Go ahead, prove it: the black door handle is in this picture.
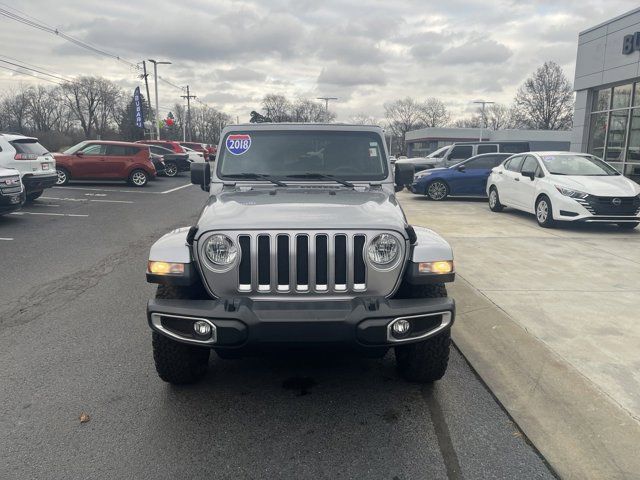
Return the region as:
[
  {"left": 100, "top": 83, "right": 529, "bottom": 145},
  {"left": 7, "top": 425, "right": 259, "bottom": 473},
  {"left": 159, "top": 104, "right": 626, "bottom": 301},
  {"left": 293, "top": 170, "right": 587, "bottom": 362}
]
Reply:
[{"left": 514, "top": 177, "right": 520, "bottom": 181}]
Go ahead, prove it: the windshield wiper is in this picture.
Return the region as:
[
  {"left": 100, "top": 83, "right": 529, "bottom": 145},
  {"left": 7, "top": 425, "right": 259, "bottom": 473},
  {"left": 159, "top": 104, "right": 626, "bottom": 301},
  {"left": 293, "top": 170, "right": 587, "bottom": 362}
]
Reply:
[
  {"left": 224, "top": 173, "right": 288, "bottom": 187},
  {"left": 286, "top": 173, "right": 355, "bottom": 188}
]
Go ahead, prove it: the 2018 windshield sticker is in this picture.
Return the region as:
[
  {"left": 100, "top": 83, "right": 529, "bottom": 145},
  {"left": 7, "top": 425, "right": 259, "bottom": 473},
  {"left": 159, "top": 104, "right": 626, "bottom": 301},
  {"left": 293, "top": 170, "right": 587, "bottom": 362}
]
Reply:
[{"left": 226, "top": 134, "right": 251, "bottom": 155}]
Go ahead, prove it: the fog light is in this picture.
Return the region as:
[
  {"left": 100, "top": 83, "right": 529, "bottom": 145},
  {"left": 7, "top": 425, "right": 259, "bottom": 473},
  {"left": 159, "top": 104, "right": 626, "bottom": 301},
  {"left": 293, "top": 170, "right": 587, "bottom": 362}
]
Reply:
[
  {"left": 193, "top": 320, "right": 212, "bottom": 337},
  {"left": 392, "top": 319, "right": 411, "bottom": 337}
]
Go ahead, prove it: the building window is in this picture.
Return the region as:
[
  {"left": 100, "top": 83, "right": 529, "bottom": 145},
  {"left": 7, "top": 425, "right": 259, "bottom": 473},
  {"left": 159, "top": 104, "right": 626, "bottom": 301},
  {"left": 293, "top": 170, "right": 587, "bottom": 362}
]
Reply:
[{"left": 587, "top": 81, "right": 640, "bottom": 176}]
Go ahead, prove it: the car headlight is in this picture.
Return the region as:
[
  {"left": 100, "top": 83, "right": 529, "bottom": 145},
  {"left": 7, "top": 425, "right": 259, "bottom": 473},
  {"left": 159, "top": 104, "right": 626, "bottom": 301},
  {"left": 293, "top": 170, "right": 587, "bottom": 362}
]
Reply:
[
  {"left": 555, "top": 185, "right": 588, "bottom": 199},
  {"left": 204, "top": 234, "right": 238, "bottom": 266},
  {"left": 414, "top": 171, "right": 432, "bottom": 180},
  {"left": 367, "top": 233, "right": 400, "bottom": 266}
]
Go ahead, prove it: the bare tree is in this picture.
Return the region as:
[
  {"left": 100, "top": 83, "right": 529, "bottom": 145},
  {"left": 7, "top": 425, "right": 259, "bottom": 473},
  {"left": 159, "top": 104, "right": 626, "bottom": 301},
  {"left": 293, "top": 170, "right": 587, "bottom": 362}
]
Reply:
[
  {"left": 420, "top": 98, "right": 450, "bottom": 127},
  {"left": 291, "top": 98, "right": 329, "bottom": 122},
  {"left": 261, "top": 94, "right": 292, "bottom": 122},
  {"left": 2, "top": 86, "right": 29, "bottom": 132},
  {"left": 349, "top": 113, "right": 378, "bottom": 125},
  {"left": 481, "top": 103, "right": 517, "bottom": 130},
  {"left": 513, "top": 61, "right": 574, "bottom": 130},
  {"left": 61, "top": 76, "right": 121, "bottom": 138},
  {"left": 384, "top": 97, "right": 426, "bottom": 154},
  {"left": 453, "top": 116, "right": 483, "bottom": 128}
]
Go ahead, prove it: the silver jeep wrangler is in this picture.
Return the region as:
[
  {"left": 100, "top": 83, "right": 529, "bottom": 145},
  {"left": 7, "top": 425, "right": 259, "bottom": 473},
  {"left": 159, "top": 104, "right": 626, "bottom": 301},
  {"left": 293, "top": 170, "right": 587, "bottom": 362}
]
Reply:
[{"left": 145, "top": 124, "right": 455, "bottom": 384}]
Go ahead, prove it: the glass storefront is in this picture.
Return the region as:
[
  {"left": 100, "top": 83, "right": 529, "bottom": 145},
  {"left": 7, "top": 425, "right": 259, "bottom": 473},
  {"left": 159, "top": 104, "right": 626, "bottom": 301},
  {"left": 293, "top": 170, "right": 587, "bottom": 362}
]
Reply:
[{"left": 587, "top": 80, "right": 640, "bottom": 181}]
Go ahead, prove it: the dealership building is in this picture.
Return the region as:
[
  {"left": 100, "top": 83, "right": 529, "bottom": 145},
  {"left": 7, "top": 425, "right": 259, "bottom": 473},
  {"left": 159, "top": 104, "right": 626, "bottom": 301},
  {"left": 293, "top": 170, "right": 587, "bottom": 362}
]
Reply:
[{"left": 572, "top": 7, "right": 640, "bottom": 180}]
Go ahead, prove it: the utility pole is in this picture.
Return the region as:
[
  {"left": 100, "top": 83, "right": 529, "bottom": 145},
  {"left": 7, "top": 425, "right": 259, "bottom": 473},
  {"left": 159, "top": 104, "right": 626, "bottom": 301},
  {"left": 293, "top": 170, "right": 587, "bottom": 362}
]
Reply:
[
  {"left": 141, "top": 61, "right": 152, "bottom": 139},
  {"left": 317, "top": 97, "right": 338, "bottom": 122},
  {"left": 148, "top": 59, "right": 172, "bottom": 140},
  {"left": 473, "top": 100, "right": 494, "bottom": 142},
  {"left": 181, "top": 85, "right": 196, "bottom": 142}
]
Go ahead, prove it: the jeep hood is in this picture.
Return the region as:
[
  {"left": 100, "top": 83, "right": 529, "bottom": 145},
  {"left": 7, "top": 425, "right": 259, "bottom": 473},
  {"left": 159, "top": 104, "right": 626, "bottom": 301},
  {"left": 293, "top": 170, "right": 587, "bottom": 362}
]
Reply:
[{"left": 196, "top": 188, "right": 408, "bottom": 233}]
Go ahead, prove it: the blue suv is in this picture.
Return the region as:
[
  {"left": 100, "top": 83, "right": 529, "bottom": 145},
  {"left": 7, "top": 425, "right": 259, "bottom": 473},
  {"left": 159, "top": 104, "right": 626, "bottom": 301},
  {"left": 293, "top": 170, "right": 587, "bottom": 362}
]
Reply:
[{"left": 411, "top": 153, "right": 512, "bottom": 200}]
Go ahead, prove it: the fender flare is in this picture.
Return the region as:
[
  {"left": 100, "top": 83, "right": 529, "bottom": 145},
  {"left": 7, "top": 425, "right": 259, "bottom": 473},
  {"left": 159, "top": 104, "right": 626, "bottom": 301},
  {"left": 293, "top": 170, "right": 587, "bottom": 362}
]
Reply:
[
  {"left": 149, "top": 227, "right": 192, "bottom": 263},
  {"left": 410, "top": 226, "right": 453, "bottom": 263}
]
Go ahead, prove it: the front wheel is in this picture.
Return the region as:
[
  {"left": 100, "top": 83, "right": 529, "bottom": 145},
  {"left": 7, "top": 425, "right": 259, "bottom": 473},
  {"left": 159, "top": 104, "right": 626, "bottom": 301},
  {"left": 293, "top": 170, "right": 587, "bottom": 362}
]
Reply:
[
  {"left": 394, "top": 283, "right": 451, "bottom": 383},
  {"left": 128, "top": 169, "right": 148, "bottom": 187},
  {"left": 535, "top": 195, "right": 555, "bottom": 228},
  {"left": 164, "top": 161, "right": 178, "bottom": 177},
  {"left": 617, "top": 222, "right": 639, "bottom": 230},
  {"left": 26, "top": 190, "right": 43, "bottom": 202},
  {"left": 488, "top": 187, "right": 504, "bottom": 212},
  {"left": 55, "top": 167, "right": 70, "bottom": 185},
  {"left": 426, "top": 180, "right": 448, "bottom": 201}
]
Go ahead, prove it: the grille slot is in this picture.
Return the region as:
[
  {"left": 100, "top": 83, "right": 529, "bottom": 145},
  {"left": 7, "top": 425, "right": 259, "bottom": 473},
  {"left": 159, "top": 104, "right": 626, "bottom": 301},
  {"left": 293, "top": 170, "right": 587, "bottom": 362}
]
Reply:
[
  {"left": 257, "top": 235, "right": 270, "bottom": 290},
  {"left": 354, "top": 235, "right": 366, "bottom": 290},
  {"left": 238, "top": 235, "right": 251, "bottom": 291},
  {"left": 277, "top": 235, "right": 289, "bottom": 290},
  {"left": 315, "top": 235, "right": 328, "bottom": 290},
  {"left": 334, "top": 235, "right": 347, "bottom": 291}
]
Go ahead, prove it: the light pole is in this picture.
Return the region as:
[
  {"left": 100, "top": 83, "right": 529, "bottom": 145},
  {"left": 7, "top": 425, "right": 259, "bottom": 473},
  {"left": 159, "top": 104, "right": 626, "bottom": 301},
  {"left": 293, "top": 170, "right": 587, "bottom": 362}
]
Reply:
[
  {"left": 148, "top": 59, "right": 172, "bottom": 140},
  {"left": 317, "top": 97, "right": 338, "bottom": 122},
  {"left": 472, "top": 100, "right": 494, "bottom": 142}
]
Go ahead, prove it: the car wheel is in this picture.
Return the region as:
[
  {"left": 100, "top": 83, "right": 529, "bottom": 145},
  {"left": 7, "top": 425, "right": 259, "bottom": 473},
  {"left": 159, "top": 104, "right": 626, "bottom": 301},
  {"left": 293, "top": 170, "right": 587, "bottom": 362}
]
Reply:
[
  {"left": 55, "top": 167, "right": 70, "bottom": 186},
  {"left": 488, "top": 187, "right": 504, "bottom": 212},
  {"left": 152, "top": 285, "right": 211, "bottom": 384},
  {"left": 426, "top": 180, "right": 448, "bottom": 201},
  {"left": 617, "top": 222, "right": 639, "bottom": 230},
  {"left": 164, "top": 161, "right": 178, "bottom": 177},
  {"left": 128, "top": 169, "right": 148, "bottom": 187},
  {"left": 394, "top": 283, "right": 451, "bottom": 383},
  {"left": 535, "top": 195, "right": 555, "bottom": 228},
  {"left": 25, "top": 190, "right": 43, "bottom": 202}
]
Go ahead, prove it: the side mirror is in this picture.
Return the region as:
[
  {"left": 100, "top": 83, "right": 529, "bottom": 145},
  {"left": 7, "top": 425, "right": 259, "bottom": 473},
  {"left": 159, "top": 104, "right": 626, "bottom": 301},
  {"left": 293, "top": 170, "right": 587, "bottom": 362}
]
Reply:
[
  {"left": 191, "top": 162, "right": 211, "bottom": 192},
  {"left": 76, "top": 151, "right": 84, "bottom": 157},
  {"left": 394, "top": 163, "right": 414, "bottom": 191},
  {"left": 456, "top": 164, "right": 466, "bottom": 172},
  {"left": 521, "top": 171, "right": 535, "bottom": 181}
]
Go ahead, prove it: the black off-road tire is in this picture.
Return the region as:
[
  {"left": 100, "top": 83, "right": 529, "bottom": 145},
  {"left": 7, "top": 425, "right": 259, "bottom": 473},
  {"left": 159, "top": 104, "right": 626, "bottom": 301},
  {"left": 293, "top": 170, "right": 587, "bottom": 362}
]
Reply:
[
  {"left": 152, "top": 285, "right": 211, "bottom": 385},
  {"left": 617, "top": 222, "right": 639, "bottom": 230},
  {"left": 26, "top": 190, "right": 43, "bottom": 202},
  {"left": 393, "top": 282, "right": 451, "bottom": 383},
  {"left": 488, "top": 186, "right": 504, "bottom": 212}
]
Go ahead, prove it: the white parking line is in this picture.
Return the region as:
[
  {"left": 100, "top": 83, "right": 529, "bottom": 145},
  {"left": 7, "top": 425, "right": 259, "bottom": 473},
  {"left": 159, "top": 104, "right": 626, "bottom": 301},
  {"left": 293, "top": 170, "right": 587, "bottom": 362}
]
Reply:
[
  {"left": 41, "top": 196, "right": 134, "bottom": 204},
  {"left": 11, "top": 212, "right": 88, "bottom": 217},
  {"left": 54, "top": 186, "right": 148, "bottom": 194},
  {"left": 160, "top": 184, "right": 192, "bottom": 194},
  {"left": 0, "top": 237, "right": 13, "bottom": 241}
]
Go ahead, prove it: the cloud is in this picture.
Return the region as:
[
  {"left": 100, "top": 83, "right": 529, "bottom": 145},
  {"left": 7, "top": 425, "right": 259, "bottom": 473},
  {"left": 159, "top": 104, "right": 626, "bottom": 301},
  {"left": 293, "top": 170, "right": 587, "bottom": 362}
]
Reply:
[
  {"left": 215, "top": 67, "right": 266, "bottom": 82},
  {"left": 440, "top": 38, "right": 513, "bottom": 65},
  {"left": 317, "top": 65, "right": 387, "bottom": 87}
]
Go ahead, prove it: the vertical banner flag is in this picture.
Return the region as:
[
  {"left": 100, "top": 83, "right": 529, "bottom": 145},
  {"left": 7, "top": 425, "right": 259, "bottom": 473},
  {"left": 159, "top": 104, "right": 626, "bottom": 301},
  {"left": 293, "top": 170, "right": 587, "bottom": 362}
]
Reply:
[{"left": 134, "top": 86, "right": 144, "bottom": 128}]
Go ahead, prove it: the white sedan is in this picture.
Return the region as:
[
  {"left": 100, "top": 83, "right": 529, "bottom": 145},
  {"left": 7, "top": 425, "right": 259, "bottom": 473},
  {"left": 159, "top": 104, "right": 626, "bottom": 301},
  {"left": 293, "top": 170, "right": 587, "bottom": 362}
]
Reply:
[
  {"left": 182, "top": 147, "right": 205, "bottom": 163},
  {"left": 486, "top": 152, "right": 640, "bottom": 229}
]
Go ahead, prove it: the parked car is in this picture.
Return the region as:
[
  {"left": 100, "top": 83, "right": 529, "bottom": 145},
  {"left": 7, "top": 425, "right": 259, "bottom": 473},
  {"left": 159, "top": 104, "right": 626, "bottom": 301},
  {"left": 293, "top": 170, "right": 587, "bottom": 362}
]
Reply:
[
  {"left": 412, "top": 153, "right": 512, "bottom": 200},
  {"left": 148, "top": 145, "right": 191, "bottom": 177},
  {"left": 395, "top": 146, "right": 450, "bottom": 173},
  {"left": 205, "top": 144, "right": 217, "bottom": 160},
  {"left": 53, "top": 140, "right": 156, "bottom": 187},
  {"left": 136, "top": 140, "right": 186, "bottom": 154},
  {"left": 419, "top": 142, "right": 533, "bottom": 170},
  {"left": 487, "top": 152, "right": 640, "bottom": 229},
  {"left": 0, "top": 133, "right": 57, "bottom": 201},
  {"left": 182, "top": 146, "right": 206, "bottom": 163},
  {"left": 145, "top": 123, "right": 456, "bottom": 385},
  {"left": 0, "top": 166, "right": 25, "bottom": 215},
  {"left": 180, "top": 142, "right": 210, "bottom": 160}
]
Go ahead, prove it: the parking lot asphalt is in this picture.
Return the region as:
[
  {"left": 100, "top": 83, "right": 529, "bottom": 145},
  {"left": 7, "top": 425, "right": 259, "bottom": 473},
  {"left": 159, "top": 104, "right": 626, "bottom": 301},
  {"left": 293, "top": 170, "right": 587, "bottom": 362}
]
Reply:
[{"left": 0, "top": 177, "right": 555, "bottom": 479}]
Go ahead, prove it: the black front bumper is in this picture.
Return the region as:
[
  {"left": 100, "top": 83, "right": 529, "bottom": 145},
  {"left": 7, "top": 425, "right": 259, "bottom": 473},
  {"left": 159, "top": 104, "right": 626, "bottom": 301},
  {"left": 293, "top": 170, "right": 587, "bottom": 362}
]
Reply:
[
  {"left": 0, "top": 190, "right": 25, "bottom": 214},
  {"left": 22, "top": 173, "right": 57, "bottom": 193},
  {"left": 147, "top": 296, "right": 455, "bottom": 351}
]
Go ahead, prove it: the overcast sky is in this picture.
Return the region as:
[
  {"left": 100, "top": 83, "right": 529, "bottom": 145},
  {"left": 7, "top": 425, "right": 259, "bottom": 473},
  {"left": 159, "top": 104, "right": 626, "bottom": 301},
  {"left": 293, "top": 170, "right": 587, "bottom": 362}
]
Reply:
[{"left": 0, "top": 0, "right": 638, "bottom": 122}]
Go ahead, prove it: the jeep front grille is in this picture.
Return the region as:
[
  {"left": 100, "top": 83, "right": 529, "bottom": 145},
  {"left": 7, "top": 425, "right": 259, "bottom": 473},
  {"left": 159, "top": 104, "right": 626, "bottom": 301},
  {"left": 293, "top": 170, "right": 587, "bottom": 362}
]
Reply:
[
  {"left": 237, "top": 232, "right": 367, "bottom": 293},
  {"left": 196, "top": 230, "right": 406, "bottom": 298}
]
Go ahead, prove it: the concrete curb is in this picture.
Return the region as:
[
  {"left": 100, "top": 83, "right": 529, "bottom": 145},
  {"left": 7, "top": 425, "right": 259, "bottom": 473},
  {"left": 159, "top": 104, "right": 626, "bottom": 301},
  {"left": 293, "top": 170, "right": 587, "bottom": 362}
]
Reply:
[{"left": 450, "top": 277, "right": 640, "bottom": 480}]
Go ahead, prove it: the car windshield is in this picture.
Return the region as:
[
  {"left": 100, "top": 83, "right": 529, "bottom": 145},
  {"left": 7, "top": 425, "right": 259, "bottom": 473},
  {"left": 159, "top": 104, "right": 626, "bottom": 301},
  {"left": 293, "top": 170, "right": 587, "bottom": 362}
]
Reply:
[
  {"left": 541, "top": 154, "right": 619, "bottom": 176},
  {"left": 217, "top": 130, "right": 388, "bottom": 181},
  {"left": 63, "top": 142, "right": 88, "bottom": 154},
  {"left": 427, "top": 146, "right": 449, "bottom": 158}
]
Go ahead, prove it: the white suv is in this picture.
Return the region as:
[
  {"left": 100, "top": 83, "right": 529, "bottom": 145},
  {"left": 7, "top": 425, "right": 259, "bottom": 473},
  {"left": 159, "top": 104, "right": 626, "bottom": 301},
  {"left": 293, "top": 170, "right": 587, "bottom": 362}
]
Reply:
[
  {"left": 487, "top": 152, "right": 640, "bottom": 229},
  {"left": 0, "top": 133, "right": 57, "bottom": 201}
]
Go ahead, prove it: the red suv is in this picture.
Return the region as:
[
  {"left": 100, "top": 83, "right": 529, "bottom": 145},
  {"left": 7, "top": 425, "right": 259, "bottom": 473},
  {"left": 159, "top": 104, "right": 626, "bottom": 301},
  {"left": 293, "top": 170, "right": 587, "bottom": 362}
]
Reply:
[
  {"left": 53, "top": 141, "right": 156, "bottom": 187},
  {"left": 136, "top": 140, "right": 186, "bottom": 154}
]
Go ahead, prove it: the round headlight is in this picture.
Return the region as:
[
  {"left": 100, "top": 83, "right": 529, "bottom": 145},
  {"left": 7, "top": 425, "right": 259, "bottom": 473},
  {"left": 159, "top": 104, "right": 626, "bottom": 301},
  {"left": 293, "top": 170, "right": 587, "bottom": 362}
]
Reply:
[
  {"left": 367, "top": 233, "right": 400, "bottom": 266},
  {"left": 204, "top": 234, "right": 238, "bottom": 266}
]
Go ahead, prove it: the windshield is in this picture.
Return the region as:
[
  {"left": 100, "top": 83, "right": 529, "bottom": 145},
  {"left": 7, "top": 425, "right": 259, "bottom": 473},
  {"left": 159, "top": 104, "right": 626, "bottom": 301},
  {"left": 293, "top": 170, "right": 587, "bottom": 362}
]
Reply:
[
  {"left": 63, "top": 141, "right": 88, "bottom": 154},
  {"left": 427, "top": 146, "right": 449, "bottom": 158},
  {"left": 541, "top": 154, "right": 619, "bottom": 176},
  {"left": 217, "top": 130, "right": 388, "bottom": 181},
  {"left": 11, "top": 139, "right": 49, "bottom": 155}
]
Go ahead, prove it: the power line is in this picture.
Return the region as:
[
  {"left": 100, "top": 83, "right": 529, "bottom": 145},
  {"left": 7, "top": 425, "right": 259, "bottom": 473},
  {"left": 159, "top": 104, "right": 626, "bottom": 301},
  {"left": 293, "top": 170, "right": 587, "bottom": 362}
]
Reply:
[
  {"left": 0, "top": 64, "right": 63, "bottom": 85},
  {"left": 0, "top": 58, "right": 70, "bottom": 83}
]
